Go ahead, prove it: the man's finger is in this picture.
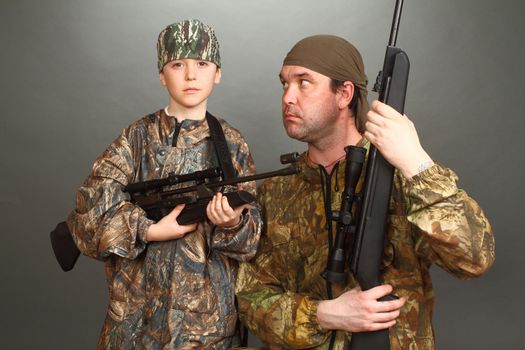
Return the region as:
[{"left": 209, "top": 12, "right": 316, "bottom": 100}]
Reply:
[
  {"left": 371, "top": 309, "right": 401, "bottom": 323},
  {"left": 366, "top": 109, "right": 385, "bottom": 126},
  {"left": 363, "top": 284, "right": 393, "bottom": 300},
  {"left": 371, "top": 100, "right": 401, "bottom": 120},
  {"left": 364, "top": 120, "right": 383, "bottom": 136},
  {"left": 364, "top": 319, "right": 397, "bottom": 332},
  {"left": 374, "top": 297, "right": 406, "bottom": 313}
]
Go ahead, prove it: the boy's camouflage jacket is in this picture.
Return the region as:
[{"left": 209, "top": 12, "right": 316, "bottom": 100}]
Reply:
[{"left": 68, "top": 109, "right": 262, "bottom": 349}]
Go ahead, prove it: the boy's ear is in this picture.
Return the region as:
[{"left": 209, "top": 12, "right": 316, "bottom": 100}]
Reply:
[
  {"left": 159, "top": 72, "right": 167, "bottom": 86},
  {"left": 214, "top": 68, "right": 222, "bottom": 84}
]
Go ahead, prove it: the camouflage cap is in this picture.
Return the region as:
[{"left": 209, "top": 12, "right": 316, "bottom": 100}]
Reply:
[{"left": 157, "top": 19, "right": 221, "bottom": 72}]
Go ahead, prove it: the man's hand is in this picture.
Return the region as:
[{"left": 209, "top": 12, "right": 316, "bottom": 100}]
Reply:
[
  {"left": 206, "top": 192, "right": 245, "bottom": 228},
  {"left": 317, "top": 284, "right": 405, "bottom": 332},
  {"left": 364, "top": 100, "right": 433, "bottom": 178},
  {"left": 146, "top": 204, "right": 198, "bottom": 241}
]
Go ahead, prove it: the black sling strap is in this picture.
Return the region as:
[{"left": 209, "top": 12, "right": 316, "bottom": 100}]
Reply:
[
  {"left": 205, "top": 112, "right": 247, "bottom": 346},
  {"left": 205, "top": 111, "right": 237, "bottom": 180},
  {"left": 157, "top": 110, "right": 237, "bottom": 180}
]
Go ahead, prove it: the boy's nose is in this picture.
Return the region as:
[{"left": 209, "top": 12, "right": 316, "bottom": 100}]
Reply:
[{"left": 185, "top": 64, "right": 197, "bottom": 80}]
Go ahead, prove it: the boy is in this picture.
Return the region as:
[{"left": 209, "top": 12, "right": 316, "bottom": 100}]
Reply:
[{"left": 67, "top": 19, "right": 261, "bottom": 349}]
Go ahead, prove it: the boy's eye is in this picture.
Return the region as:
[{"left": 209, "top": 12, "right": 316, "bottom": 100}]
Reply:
[
  {"left": 171, "top": 62, "right": 183, "bottom": 68},
  {"left": 198, "top": 61, "right": 209, "bottom": 67}
]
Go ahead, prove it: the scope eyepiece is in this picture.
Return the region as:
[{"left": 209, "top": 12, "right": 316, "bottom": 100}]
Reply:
[{"left": 280, "top": 152, "right": 300, "bottom": 164}]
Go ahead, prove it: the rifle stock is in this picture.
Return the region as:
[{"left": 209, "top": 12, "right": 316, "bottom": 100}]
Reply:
[
  {"left": 50, "top": 221, "right": 80, "bottom": 272},
  {"left": 142, "top": 190, "right": 256, "bottom": 224}
]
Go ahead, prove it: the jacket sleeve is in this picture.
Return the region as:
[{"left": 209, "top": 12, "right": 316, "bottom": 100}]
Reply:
[
  {"left": 209, "top": 126, "right": 262, "bottom": 262},
  {"left": 400, "top": 163, "right": 495, "bottom": 279},
  {"left": 236, "top": 183, "right": 329, "bottom": 349},
  {"left": 67, "top": 128, "right": 153, "bottom": 261}
]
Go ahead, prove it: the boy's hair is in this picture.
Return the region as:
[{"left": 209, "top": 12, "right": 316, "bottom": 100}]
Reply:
[{"left": 157, "top": 19, "right": 221, "bottom": 72}]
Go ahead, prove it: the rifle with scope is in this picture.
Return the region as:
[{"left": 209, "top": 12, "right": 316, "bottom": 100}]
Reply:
[
  {"left": 50, "top": 152, "right": 300, "bottom": 272},
  {"left": 323, "top": 1, "right": 410, "bottom": 349}
]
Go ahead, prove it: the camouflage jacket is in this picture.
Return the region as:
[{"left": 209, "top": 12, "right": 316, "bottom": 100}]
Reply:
[
  {"left": 68, "top": 109, "right": 262, "bottom": 349},
  {"left": 236, "top": 141, "right": 494, "bottom": 350}
]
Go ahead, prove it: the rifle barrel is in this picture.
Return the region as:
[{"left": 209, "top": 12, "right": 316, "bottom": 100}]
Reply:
[
  {"left": 388, "top": 0, "right": 404, "bottom": 46},
  {"left": 158, "top": 165, "right": 300, "bottom": 198}
]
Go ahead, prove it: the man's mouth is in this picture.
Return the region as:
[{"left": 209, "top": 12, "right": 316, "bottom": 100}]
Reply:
[{"left": 283, "top": 109, "right": 300, "bottom": 121}]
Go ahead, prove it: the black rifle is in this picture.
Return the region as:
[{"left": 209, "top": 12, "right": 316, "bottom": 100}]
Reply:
[
  {"left": 50, "top": 152, "right": 300, "bottom": 272},
  {"left": 323, "top": 1, "right": 410, "bottom": 349}
]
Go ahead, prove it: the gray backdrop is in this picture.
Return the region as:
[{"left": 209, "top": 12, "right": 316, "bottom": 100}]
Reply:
[{"left": 1, "top": 0, "right": 523, "bottom": 348}]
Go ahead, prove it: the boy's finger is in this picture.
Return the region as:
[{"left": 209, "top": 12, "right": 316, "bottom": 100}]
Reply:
[
  {"left": 170, "top": 204, "right": 186, "bottom": 218},
  {"left": 221, "top": 195, "right": 234, "bottom": 212}
]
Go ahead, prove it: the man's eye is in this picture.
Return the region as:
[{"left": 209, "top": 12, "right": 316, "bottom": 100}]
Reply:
[
  {"left": 300, "top": 79, "right": 310, "bottom": 87},
  {"left": 281, "top": 82, "right": 288, "bottom": 90}
]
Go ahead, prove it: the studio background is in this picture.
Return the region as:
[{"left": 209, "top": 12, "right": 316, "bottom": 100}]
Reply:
[{"left": 1, "top": 0, "right": 523, "bottom": 348}]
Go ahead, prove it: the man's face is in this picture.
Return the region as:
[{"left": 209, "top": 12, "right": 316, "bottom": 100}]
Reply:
[
  {"left": 279, "top": 65, "right": 340, "bottom": 144},
  {"left": 160, "top": 58, "right": 221, "bottom": 110}
]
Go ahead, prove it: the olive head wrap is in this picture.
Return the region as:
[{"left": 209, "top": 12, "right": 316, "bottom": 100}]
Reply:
[{"left": 283, "top": 35, "right": 368, "bottom": 133}]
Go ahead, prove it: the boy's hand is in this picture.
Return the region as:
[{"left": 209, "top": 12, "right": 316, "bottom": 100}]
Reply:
[
  {"left": 146, "top": 204, "right": 198, "bottom": 241},
  {"left": 206, "top": 192, "right": 245, "bottom": 228}
]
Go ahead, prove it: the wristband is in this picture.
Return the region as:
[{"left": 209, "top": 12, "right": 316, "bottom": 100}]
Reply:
[{"left": 417, "top": 160, "right": 434, "bottom": 174}]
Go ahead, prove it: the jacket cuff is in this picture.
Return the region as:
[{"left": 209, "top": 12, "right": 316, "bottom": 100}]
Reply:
[
  {"left": 214, "top": 210, "right": 249, "bottom": 233},
  {"left": 137, "top": 215, "right": 154, "bottom": 244},
  {"left": 405, "top": 163, "right": 459, "bottom": 212},
  {"left": 296, "top": 297, "right": 327, "bottom": 336}
]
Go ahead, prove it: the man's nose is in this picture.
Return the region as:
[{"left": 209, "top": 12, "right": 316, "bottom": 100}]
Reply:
[{"left": 282, "top": 86, "right": 297, "bottom": 105}]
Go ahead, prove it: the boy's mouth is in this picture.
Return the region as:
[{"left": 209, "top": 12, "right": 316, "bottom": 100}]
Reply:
[{"left": 183, "top": 88, "right": 200, "bottom": 94}]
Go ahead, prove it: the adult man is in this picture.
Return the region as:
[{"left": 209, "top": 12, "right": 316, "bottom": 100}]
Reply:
[{"left": 235, "top": 35, "right": 495, "bottom": 349}]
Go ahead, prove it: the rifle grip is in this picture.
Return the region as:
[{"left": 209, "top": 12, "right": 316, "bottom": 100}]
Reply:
[
  {"left": 176, "top": 190, "right": 255, "bottom": 225},
  {"left": 348, "top": 293, "right": 397, "bottom": 349}
]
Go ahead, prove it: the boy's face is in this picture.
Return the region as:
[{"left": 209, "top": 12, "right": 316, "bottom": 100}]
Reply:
[{"left": 160, "top": 58, "right": 221, "bottom": 110}]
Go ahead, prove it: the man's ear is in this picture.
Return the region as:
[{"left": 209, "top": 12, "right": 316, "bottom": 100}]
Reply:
[
  {"left": 214, "top": 68, "right": 222, "bottom": 84},
  {"left": 159, "top": 71, "right": 167, "bottom": 86},
  {"left": 336, "top": 81, "right": 355, "bottom": 109}
]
